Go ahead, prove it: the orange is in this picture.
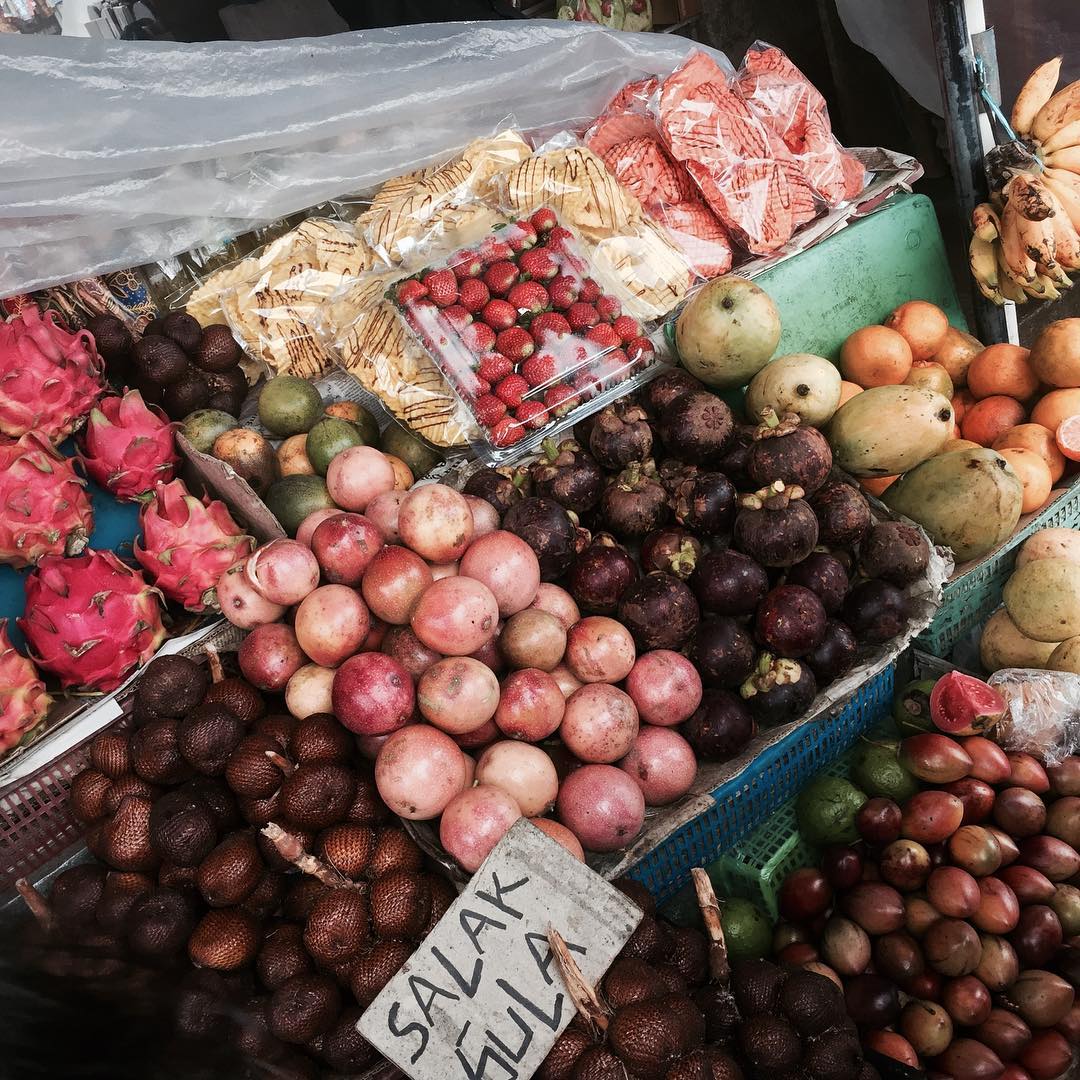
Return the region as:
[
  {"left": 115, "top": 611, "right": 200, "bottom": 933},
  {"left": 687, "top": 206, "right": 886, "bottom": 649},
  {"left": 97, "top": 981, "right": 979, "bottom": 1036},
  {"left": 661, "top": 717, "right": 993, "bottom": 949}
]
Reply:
[
  {"left": 884, "top": 300, "right": 949, "bottom": 361},
  {"left": 860, "top": 475, "right": 898, "bottom": 496},
  {"left": 952, "top": 389, "right": 975, "bottom": 426},
  {"left": 1056, "top": 415, "right": 1080, "bottom": 461},
  {"left": 1029, "top": 317, "right": 1080, "bottom": 388},
  {"left": 1032, "top": 388, "right": 1080, "bottom": 432},
  {"left": 998, "top": 448, "right": 1053, "bottom": 514},
  {"left": 840, "top": 325, "right": 913, "bottom": 387},
  {"left": 961, "top": 395, "right": 1027, "bottom": 446},
  {"left": 837, "top": 380, "right": 864, "bottom": 407},
  {"left": 966, "top": 344, "right": 1039, "bottom": 400},
  {"left": 932, "top": 325, "right": 982, "bottom": 387},
  {"left": 992, "top": 423, "right": 1066, "bottom": 482}
]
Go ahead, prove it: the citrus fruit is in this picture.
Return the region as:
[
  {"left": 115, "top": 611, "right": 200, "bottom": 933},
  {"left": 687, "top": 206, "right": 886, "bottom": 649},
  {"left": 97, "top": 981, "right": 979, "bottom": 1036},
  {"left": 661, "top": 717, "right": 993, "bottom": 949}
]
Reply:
[
  {"left": 719, "top": 897, "right": 772, "bottom": 963},
  {"left": 967, "top": 344, "right": 1039, "bottom": 400},
  {"left": 998, "top": 447, "right": 1053, "bottom": 513},
  {"left": 264, "top": 475, "right": 336, "bottom": 536},
  {"left": 306, "top": 417, "right": 366, "bottom": 475},
  {"left": 837, "top": 380, "right": 864, "bottom": 407},
  {"left": 932, "top": 326, "right": 982, "bottom": 387},
  {"left": 258, "top": 375, "right": 323, "bottom": 436},
  {"left": 961, "top": 395, "right": 1026, "bottom": 446},
  {"left": 840, "top": 325, "right": 913, "bottom": 387},
  {"left": 993, "top": 423, "right": 1066, "bottom": 482},
  {"left": 905, "top": 361, "right": 953, "bottom": 399},
  {"left": 380, "top": 422, "right": 442, "bottom": 478},
  {"left": 884, "top": 301, "right": 949, "bottom": 361},
  {"left": 1033, "top": 388, "right": 1080, "bottom": 433},
  {"left": 796, "top": 776, "right": 868, "bottom": 846},
  {"left": 851, "top": 740, "right": 919, "bottom": 802},
  {"left": 860, "top": 475, "right": 898, "bottom": 497},
  {"left": 1056, "top": 415, "right": 1080, "bottom": 462}
]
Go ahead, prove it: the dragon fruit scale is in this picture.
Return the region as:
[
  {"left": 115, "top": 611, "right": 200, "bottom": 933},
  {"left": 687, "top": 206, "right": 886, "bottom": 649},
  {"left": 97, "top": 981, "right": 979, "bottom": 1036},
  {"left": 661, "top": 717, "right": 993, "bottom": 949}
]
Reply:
[
  {"left": 0, "top": 620, "right": 51, "bottom": 754},
  {"left": 18, "top": 549, "right": 167, "bottom": 692},
  {"left": 79, "top": 389, "right": 180, "bottom": 501},
  {"left": 135, "top": 479, "right": 254, "bottom": 612},
  {"left": 0, "top": 432, "right": 94, "bottom": 569},
  {"left": 0, "top": 305, "right": 104, "bottom": 441}
]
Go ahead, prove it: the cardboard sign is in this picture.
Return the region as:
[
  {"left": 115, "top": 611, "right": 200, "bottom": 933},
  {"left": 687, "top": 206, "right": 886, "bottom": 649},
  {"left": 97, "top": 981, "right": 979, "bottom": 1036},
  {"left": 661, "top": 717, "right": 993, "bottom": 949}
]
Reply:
[{"left": 359, "top": 819, "right": 643, "bottom": 1080}]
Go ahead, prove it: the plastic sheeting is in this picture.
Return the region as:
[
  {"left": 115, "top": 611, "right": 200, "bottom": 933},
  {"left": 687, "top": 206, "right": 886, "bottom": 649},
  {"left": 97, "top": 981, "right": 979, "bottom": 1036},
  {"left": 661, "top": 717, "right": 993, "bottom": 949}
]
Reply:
[{"left": 0, "top": 22, "right": 722, "bottom": 297}]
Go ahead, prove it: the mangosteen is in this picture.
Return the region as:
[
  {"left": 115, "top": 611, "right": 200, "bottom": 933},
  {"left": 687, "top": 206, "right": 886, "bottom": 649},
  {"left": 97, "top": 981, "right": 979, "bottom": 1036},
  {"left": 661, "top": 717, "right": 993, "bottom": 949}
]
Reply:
[
  {"left": 859, "top": 522, "right": 930, "bottom": 586},
  {"left": 805, "top": 619, "right": 858, "bottom": 686},
  {"left": 683, "top": 689, "right": 756, "bottom": 761},
  {"left": 755, "top": 585, "right": 827, "bottom": 658},
  {"left": 693, "top": 617, "right": 756, "bottom": 688},
  {"left": 740, "top": 654, "right": 818, "bottom": 725},
  {"left": 641, "top": 527, "right": 702, "bottom": 579},
  {"left": 644, "top": 368, "right": 703, "bottom": 417},
  {"left": 163, "top": 367, "right": 211, "bottom": 418},
  {"left": 462, "top": 467, "right": 523, "bottom": 516},
  {"left": 502, "top": 497, "right": 576, "bottom": 580},
  {"left": 530, "top": 439, "right": 604, "bottom": 514},
  {"left": 747, "top": 409, "right": 833, "bottom": 495},
  {"left": 568, "top": 533, "right": 638, "bottom": 614},
  {"left": 601, "top": 460, "right": 669, "bottom": 539},
  {"left": 785, "top": 552, "right": 850, "bottom": 614},
  {"left": 617, "top": 572, "right": 700, "bottom": 651},
  {"left": 734, "top": 481, "right": 819, "bottom": 567},
  {"left": 714, "top": 423, "right": 756, "bottom": 489},
  {"left": 842, "top": 580, "right": 910, "bottom": 644},
  {"left": 673, "top": 471, "right": 736, "bottom": 536},
  {"left": 659, "top": 391, "right": 734, "bottom": 463},
  {"left": 589, "top": 402, "right": 653, "bottom": 470},
  {"left": 690, "top": 550, "right": 769, "bottom": 616},
  {"left": 658, "top": 458, "right": 698, "bottom": 495},
  {"left": 810, "top": 480, "right": 872, "bottom": 547}
]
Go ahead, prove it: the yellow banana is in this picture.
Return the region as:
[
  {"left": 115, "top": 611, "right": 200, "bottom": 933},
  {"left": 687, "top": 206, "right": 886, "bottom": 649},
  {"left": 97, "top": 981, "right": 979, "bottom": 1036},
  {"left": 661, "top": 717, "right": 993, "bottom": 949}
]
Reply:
[
  {"left": 972, "top": 202, "right": 1000, "bottom": 241},
  {"left": 1044, "top": 145, "right": 1080, "bottom": 174},
  {"left": 1035, "top": 274, "right": 1063, "bottom": 300},
  {"left": 999, "top": 200, "right": 1040, "bottom": 282},
  {"left": 1013, "top": 56, "right": 1062, "bottom": 136},
  {"left": 1018, "top": 213, "right": 1058, "bottom": 274},
  {"left": 969, "top": 233, "right": 1002, "bottom": 302},
  {"left": 1004, "top": 171, "right": 1055, "bottom": 220},
  {"left": 996, "top": 245, "right": 1029, "bottom": 303},
  {"left": 1040, "top": 118, "right": 1080, "bottom": 154},
  {"left": 1042, "top": 168, "right": 1080, "bottom": 230},
  {"left": 1033, "top": 79, "right": 1080, "bottom": 143}
]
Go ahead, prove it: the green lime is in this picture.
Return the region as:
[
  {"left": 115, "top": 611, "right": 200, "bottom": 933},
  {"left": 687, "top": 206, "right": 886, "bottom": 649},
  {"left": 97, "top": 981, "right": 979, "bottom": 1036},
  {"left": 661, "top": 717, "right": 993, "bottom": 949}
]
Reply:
[
  {"left": 258, "top": 375, "right": 323, "bottom": 436},
  {"left": 380, "top": 421, "right": 442, "bottom": 479},
  {"left": 893, "top": 678, "right": 937, "bottom": 736},
  {"left": 181, "top": 408, "right": 237, "bottom": 454},
  {"left": 719, "top": 897, "right": 772, "bottom": 963},
  {"left": 264, "top": 474, "right": 336, "bottom": 536},
  {"left": 851, "top": 739, "right": 919, "bottom": 802},
  {"left": 306, "top": 417, "right": 365, "bottom": 475},
  {"left": 796, "top": 776, "right": 868, "bottom": 847}
]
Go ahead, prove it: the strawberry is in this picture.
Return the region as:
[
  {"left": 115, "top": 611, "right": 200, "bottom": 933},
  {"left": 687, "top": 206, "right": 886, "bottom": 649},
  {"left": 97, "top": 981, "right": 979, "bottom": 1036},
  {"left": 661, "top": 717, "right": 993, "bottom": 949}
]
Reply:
[
  {"left": 586, "top": 323, "right": 620, "bottom": 349},
  {"left": 507, "top": 281, "right": 549, "bottom": 315},
  {"left": 479, "top": 236, "right": 514, "bottom": 265},
  {"left": 422, "top": 269, "right": 458, "bottom": 308},
  {"left": 612, "top": 315, "right": 641, "bottom": 344},
  {"left": 572, "top": 368, "right": 601, "bottom": 399},
  {"left": 494, "top": 373, "right": 529, "bottom": 408},
  {"left": 530, "top": 312, "right": 572, "bottom": 342},
  {"left": 496, "top": 326, "right": 535, "bottom": 363},
  {"left": 474, "top": 394, "right": 508, "bottom": 428},
  {"left": 441, "top": 305, "right": 473, "bottom": 332},
  {"left": 627, "top": 336, "right": 656, "bottom": 364},
  {"left": 450, "top": 249, "right": 483, "bottom": 280},
  {"left": 483, "top": 260, "right": 519, "bottom": 298},
  {"left": 478, "top": 352, "right": 513, "bottom": 383},
  {"left": 543, "top": 382, "right": 577, "bottom": 417},
  {"left": 395, "top": 279, "right": 428, "bottom": 305},
  {"left": 480, "top": 299, "right": 518, "bottom": 331},
  {"left": 596, "top": 295, "right": 622, "bottom": 322},
  {"left": 489, "top": 415, "right": 525, "bottom": 448},
  {"left": 507, "top": 220, "right": 538, "bottom": 252},
  {"left": 530, "top": 208, "right": 558, "bottom": 234},
  {"left": 472, "top": 377, "right": 492, "bottom": 398},
  {"left": 514, "top": 400, "right": 548, "bottom": 430},
  {"left": 461, "top": 322, "right": 497, "bottom": 354},
  {"left": 521, "top": 352, "right": 557, "bottom": 388},
  {"left": 548, "top": 275, "right": 581, "bottom": 310},
  {"left": 458, "top": 278, "right": 490, "bottom": 313},
  {"left": 596, "top": 348, "right": 630, "bottom": 383},
  {"left": 547, "top": 226, "right": 575, "bottom": 250},
  {"left": 578, "top": 278, "right": 602, "bottom": 304},
  {"left": 567, "top": 303, "right": 600, "bottom": 332},
  {"left": 517, "top": 248, "right": 560, "bottom": 282}
]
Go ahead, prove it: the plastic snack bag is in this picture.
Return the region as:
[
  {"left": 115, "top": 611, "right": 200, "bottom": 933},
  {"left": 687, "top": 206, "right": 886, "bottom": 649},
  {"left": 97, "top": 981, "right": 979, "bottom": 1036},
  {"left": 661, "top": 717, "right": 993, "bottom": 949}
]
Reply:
[{"left": 989, "top": 668, "right": 1080, "bottom": 767}]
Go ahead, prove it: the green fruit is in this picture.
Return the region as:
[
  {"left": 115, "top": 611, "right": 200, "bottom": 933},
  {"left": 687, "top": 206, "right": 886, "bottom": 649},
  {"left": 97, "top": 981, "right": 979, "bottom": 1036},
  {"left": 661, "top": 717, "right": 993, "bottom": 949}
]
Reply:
[
  {"left": 181, "top": 409, "right": 238, "bottom": 454},
  {"left": 350, "top": 405, "right": 380, "bottom": 448},
  {"left": 796, "top": 776, "right": 867, "bottom": 847},
  {"left": 719, "top": 897, "right": 772, "bottom": 963},
  {"left": 892, "top": 678, "right": 937, "bottom": 735},
  {"left": 380, "top": 422, "right": 442, "bottom": 479},
  {"left": 258, "top": 375, "right": 323, "bottom": 436},
  {"left": 306, "top": 417, "right": 365, "bottom": 476},
  {"left": 264, "top": 475, "right": 336, "bottom": 536},
  {"left": 851, "top": 740, "right": 918, "bottom": 802}
]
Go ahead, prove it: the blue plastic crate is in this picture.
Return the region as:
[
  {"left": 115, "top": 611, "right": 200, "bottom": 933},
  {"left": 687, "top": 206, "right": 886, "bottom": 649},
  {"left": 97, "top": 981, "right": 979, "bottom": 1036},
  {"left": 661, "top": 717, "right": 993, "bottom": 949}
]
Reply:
[{"left": 623, "top": 663, "right": 896, "bottom": 905}]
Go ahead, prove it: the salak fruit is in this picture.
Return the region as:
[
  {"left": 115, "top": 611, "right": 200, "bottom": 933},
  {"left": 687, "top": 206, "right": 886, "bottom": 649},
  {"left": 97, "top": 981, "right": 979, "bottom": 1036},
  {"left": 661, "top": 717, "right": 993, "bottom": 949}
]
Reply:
[
  {"left": 0, "top": 432, "right": 94, "bottom": 568},
  {"left": 19, "top": 549, "right": 167, "bottom": 691},
  {"left": 79, "top": 389, "right": 180, "bottom": 501},
  {"left": 0, "top": 620, "right": 50, "bottom": 753},
  {"left": 0, "top": 305, "right": 104, "bottom": 440},
  {"left": 135, "top": 479, "right": 253, "bottom": 612}
]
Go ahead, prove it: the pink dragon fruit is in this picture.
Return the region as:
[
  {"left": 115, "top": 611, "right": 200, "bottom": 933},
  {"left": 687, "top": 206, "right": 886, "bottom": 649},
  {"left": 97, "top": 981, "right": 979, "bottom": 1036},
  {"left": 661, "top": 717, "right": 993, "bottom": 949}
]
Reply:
[
  {"left": 79, "top": 389, "right": 180, "bottom": 501},
  {"left": 0, "top": 432, "right": 94, "bottom": 568},
  {"left": 135, "top": 479, "right": 254, "bottom": 612},
  {"left": 0, "top": 305, "right": 104, "bottom": 441},
  {"left": 0, "top": 620, "right": 51, "bottom": 754},
  {"left": 19, "top": 549, "right": 167, "bottom": 692}
]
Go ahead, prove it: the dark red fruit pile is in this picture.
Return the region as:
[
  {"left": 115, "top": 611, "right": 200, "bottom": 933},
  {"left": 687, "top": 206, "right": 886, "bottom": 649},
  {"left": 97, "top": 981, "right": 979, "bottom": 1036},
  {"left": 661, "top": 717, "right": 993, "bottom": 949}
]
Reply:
[{"left": 393, "top": 209, "right": 656, "bottom": 449}]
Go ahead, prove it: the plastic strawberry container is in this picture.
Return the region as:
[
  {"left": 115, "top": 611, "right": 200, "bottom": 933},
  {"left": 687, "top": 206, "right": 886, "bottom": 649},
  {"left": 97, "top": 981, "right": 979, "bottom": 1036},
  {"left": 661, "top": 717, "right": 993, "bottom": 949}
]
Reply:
[{"left": 389, "top": 208, "right": 661, "bottom": 462}]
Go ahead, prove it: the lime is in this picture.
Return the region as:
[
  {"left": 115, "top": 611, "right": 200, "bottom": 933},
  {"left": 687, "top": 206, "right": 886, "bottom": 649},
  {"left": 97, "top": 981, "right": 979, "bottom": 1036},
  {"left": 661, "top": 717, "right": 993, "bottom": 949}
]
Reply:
[
  {"left": 851, "top": 739, "right": 919, "bottom": 802},
  {"left": 796, "top": 776, "right": 867, "bottom": 847},
  {"left": 306, "top": 417, "right": 365, "bottom": 475},
  {"left": 719, "top": 897, "right": 772, "bottom": 963},
  {"left": 264, "top": 474, "right": 336, "bottom": 535},
  {"left": 380, "top": 421, "right": 442, "bottom": 479},
  {"left": 324, "top": 400, "right": 380, "bottom": 447},
  {"left": 258, "top": 375, "right": 323, "bottom": 436},
  {"left": 893, "top": 678, "right": 937, "bottom": 735}
]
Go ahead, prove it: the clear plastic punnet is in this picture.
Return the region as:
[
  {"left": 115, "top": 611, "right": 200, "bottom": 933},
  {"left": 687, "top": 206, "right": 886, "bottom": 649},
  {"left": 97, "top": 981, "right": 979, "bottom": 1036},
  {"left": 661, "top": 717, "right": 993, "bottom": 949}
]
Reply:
[{"left": 990, "top": 668, "right": 1080, "bottom": 766}]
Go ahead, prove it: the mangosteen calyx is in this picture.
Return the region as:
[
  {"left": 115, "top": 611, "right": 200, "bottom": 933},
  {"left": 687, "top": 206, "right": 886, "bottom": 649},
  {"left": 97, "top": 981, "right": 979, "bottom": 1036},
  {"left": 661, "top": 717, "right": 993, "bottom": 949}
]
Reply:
[
  {"left": 740, "top": 653, "right": 805, "bottom": 700},
  {"left": 531, "top": 438, "right": 604, "bottom": 514},
  {"left": 753, "top": 408, "right": 803, "bottom": 440},
  {"left": 589, "top": 402, "right": 654, "bottom": 471},
  {"left": 739, "top": 480, "right": 806, "bottom": 512}
]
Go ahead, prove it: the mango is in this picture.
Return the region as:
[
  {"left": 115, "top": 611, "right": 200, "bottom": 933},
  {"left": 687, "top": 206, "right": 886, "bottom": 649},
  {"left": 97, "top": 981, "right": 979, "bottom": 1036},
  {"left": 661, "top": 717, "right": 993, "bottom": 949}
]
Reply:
[
  {"left": 1048, "top": 637, "right": 1080, "bottom": 675},
  {"left": 979, "top": 608, "right": 1058, "bottom": 673},
  {"left": 882, "top": 448, "right": 1023, "bottom": 563},
  {"left": 829, "top": 385, "right": 954, "bottom": 476},
  {"left": 1003, "top": 557, "right": 1080, "bottom": 642}
]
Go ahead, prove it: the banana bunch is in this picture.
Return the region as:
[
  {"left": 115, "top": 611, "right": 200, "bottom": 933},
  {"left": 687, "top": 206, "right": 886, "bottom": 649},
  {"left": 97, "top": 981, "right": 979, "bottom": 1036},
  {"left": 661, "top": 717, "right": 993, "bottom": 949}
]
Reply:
[{"left": 969, "top": 56, "right": 1080, "bottom": 305}]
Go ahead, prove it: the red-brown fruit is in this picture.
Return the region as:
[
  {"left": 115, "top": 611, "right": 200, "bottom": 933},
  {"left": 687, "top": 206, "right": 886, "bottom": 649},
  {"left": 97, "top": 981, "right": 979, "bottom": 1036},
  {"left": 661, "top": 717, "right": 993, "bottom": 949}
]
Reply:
[
  {"left": 370, "top": 870, "right": 432, "bottom": 940},
  {"left": 131, "top": 719, "right": 192, "bottom": 785},
  {"left": 197, "top": 831, "right": 264, "bottom": 907},
  {"left": 268, "top": 974, "right": 340, "bottom": 1044},
  {"left": 188, "top": 908, "right": 260, "bottom": 970},
  {"left": 70, "top": 769, "right": 113, "bottom": 823},
  {"left": 316, "top": 823, "right": 375, "bottom": 879},
  {"left": 369, "top": 827, "right": 424, "bottom": 878},
  {"left": 89, "top": 730, "right": 132, "bottom": 778},
  {"left": 349, "top": 939, "right": 414, "bottom": 1006},
  {"left": 257, "top": 923, "right": 314, "bottom": 990},
  {"left": 303, "top": 888, "right": 370, "bottom": 967},
  {"left": 279, "top": 763, "right": 356, "bottom": 830}
]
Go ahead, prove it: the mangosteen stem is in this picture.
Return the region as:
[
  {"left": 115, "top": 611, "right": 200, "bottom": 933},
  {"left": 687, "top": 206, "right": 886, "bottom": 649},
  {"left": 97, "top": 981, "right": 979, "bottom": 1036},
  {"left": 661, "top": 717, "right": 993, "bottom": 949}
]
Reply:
[
  {"left": 204, "top": 645, "right": 224, "bottom": 684},
  {"left": 738, "top": 480, "right": 805, "bottom": 511},
  {"left": 671, "top": 542, "right": 698, "bottom": 577},
  {"left": 265, "top": 750, "right": 295, "bottom": 777},
  {"left": 691, "top": 868, "right": 730, "bottom": 987},
  {"left": 15, "top": 878, "right": 52, "bottom": 930},
  {"left": 259, "top": 824, "right": 357, "bottom": 890},
  {"left": 546, "top": 926, "right": 610, "bottom": 1032},
  {"left": 541, "top": 438, "right": 560, "bottom": 464}
]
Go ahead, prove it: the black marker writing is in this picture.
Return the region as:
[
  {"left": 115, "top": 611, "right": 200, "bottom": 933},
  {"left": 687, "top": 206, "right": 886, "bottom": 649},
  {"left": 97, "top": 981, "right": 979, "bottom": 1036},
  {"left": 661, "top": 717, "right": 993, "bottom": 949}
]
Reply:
[
  {"left": 524, "top": 931, "right": 586, "bottom": 986},
  {"left": 409, "top": 974, "right": 460, "bottom": 1025},
  {"left": 388, "top": 1002, "right": 428, "bottom": 1065},
  {"left": 432, "top": 946, "right": 483, "bottom": 997},
  {"left": 460, "top": 908, "right": 507, "bottom": 954},
  {"left": 475, "top": 872, "right": 528, "bottom": 920},
  {"left": 496, "top": 979, "right": 565, "bottom": 1031}
]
